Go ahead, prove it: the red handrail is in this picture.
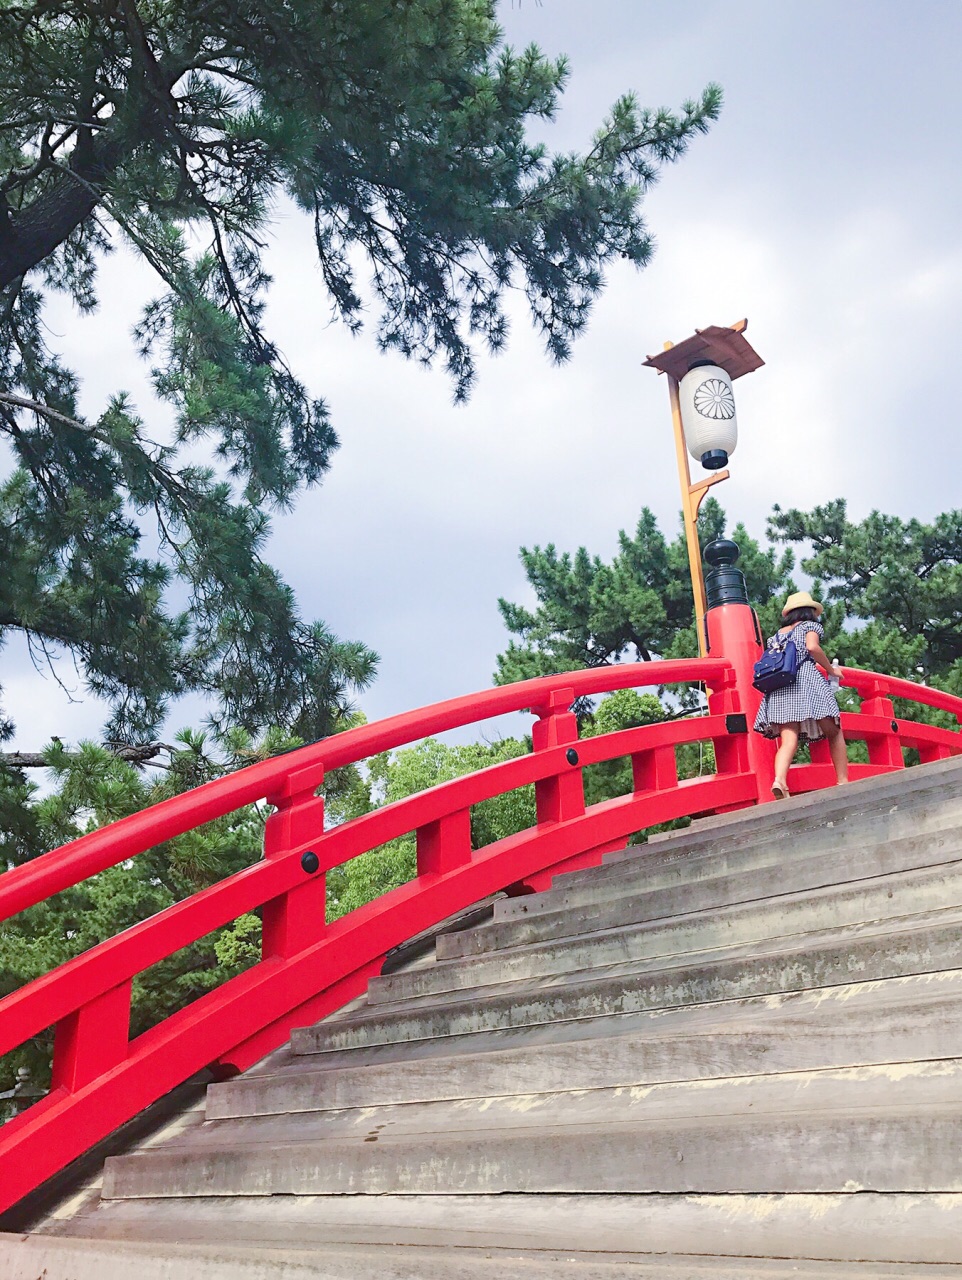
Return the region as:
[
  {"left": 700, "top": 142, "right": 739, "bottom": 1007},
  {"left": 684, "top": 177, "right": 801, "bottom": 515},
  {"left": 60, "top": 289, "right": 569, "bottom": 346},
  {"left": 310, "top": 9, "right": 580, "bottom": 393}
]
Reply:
[
  {"left": 0, "top": 656, "right": 960, "bottom": 1219},
  {"left": 0, "top": 658, "right": 732, "bottom": 923},
  {"left": 0, "top": 714, "right": 735, "bottom": 1063},
  {"left": 0, "top": 658, "right": 745, "bottom": 1213},
  {"left": 840, "top": 667, "right": 962, "bottom": 719}
]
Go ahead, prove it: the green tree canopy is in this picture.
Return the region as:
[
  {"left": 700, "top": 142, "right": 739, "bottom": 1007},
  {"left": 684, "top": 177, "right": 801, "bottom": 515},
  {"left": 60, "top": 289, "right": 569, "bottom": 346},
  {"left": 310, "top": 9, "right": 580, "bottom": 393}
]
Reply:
[
  {"left": 768, "top": 500, "right": 962, "bottom": 694},
  {"left": 0, "top": 728, "right": 287, "bottom": 1106},
  {"left": 495, "top": 497, "right": 962, "bottom": 700},
  {"left": 494, "top": 497, "right": 795, "bottom": 686},
  {"left": 0, "top": 0, "right": 721, "bottom": 744}
]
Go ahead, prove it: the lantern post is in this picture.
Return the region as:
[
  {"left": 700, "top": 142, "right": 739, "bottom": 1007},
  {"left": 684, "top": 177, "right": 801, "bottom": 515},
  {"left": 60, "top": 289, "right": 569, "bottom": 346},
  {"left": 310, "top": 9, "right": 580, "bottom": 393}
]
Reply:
[{"left": 644, "top": 320, "right": 765, "bottom": 656}]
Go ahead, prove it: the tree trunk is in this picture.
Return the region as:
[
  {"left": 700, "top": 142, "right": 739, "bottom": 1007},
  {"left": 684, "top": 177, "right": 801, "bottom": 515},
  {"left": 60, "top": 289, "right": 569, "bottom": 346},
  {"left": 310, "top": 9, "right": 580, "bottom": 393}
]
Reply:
[{"left": 0, "top": 138, "right": 124, "bottom": 292}]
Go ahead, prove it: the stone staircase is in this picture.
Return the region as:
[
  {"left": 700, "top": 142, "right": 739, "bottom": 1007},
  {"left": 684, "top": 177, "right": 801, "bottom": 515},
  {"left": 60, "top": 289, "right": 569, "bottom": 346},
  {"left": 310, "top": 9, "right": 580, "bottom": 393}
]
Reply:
[{"left": 7, "top": 755, "right": 962, "bottom": 1277}]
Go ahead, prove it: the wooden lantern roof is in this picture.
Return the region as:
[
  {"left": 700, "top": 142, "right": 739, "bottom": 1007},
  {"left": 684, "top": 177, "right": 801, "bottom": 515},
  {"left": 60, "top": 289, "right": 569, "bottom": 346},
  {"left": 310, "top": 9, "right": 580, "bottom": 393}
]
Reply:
[{"left": 643, "top": 319, "right": 764, "bottom": 383}]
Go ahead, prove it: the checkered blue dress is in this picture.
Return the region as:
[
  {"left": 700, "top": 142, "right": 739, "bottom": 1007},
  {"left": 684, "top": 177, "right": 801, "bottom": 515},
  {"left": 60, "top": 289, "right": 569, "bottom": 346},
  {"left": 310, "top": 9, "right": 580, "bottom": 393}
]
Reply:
[{"left": 753, "top": 620, "right": 841, "bottom": 743}]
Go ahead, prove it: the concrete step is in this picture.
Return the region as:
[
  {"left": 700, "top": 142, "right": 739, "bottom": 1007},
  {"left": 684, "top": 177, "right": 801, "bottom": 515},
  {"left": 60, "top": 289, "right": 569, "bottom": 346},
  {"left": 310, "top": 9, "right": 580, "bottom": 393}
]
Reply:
[
  {"left": 101, "top": 1103, "right": 962, "bottom": 1198},
  {"left": 103, "top": 1059, "right": 962, "bottom": 1198},
  {"left": 497, "top": 811, "right": 962, "bottom": 924},
  {"left": 33, "top": 1191, "right": 962, "bottom": 1266},
  {"left": 221, "top": 960, "right": 962, "bottom": 1077},
  {"left": 465, "top": 828, "right": 962, "bottom": 954},
  {"left": 131, "top": 1058, "right": 962, "bottom": 1157},
  {"left": 370, "top": 856, "right": 962, "bottom": 1005},
  {"left": 207, "top": 972, "right": 962, "bottom": 1118},
  {"left": 553, "top": 758, "right": 962, "bottom": 892},
  {"left": 17, "top": 1234, "right": 959, "bottom": 1280},
  {"left": 632, "top": 755, "right": 962, "bottom": 841},
  {"left": 293, "top": 907, "right": 962, "bottom": 1052}
]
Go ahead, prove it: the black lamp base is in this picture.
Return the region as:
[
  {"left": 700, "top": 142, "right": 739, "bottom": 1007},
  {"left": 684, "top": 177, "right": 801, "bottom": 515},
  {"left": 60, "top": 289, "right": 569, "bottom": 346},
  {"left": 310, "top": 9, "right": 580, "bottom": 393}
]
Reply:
[
  {"left": 704, "top": 539, "right": 749, "bottom": 608},
  {"left": 700, "top": 449, "right": 729, "bottom": 470}
]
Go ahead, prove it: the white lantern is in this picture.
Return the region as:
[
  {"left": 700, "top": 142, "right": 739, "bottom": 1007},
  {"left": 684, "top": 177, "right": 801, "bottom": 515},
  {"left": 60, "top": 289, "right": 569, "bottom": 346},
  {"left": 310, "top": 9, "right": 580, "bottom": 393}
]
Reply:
[{"left": 678, "top": 362, "right": 737, "bottom": 470}]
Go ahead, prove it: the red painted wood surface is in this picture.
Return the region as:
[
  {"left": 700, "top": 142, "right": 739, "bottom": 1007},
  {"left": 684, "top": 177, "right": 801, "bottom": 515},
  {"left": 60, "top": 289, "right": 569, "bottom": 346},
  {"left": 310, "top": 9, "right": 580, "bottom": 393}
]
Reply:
[
  {"left": 0, "top": 660, "right": 732, "bottom": 924},
  {"left": 0, "top": 654, "right": 959, "bottom": 1217}
]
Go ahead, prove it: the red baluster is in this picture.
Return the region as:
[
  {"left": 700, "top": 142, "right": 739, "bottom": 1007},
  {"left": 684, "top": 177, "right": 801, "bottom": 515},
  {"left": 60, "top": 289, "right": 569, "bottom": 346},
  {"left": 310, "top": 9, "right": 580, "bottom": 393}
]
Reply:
[
  {"left": 261, "top": 762, "right": 327, "bottom": 959},
  {"left": 531, "top": 688, "right": 584, "bottom": 825},
  {"left": 502, "top": 688, "right": 585, "bottom": 896},
  {"left": 632, "top": 744, "right": 678, "bottom": 793},
  {"left": 859, "top": 681, "right": 904, "bottom": 770},
  {"left": 417, "top": 808, "right": 472, "bottom": 877},
  {"left": 51, "top": 979, "right": 132, "bottom": 1093}
]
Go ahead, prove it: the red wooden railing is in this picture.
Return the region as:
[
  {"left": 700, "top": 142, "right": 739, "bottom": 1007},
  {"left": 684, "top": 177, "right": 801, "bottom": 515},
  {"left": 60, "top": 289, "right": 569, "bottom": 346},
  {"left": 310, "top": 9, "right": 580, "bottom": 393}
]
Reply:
[
  {"left": 0, "top": 658, "right": 960, "bottom": 1215},
  {"left": 790, "top": 666, "right": 962, "bottom": 791}
]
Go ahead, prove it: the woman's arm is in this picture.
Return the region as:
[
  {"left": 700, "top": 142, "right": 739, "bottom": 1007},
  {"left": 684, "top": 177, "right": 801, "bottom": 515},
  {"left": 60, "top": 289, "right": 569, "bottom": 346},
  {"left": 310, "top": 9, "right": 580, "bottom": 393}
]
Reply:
[{"left": 805, "top": 629, "right": 840, "bottom": 675}]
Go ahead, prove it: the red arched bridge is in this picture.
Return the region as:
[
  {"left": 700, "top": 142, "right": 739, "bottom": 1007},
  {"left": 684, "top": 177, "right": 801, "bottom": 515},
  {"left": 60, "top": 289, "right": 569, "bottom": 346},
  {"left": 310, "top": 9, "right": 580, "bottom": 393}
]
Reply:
[{"left": 1, "top": 651, "right": 960, "bottom": 1216}]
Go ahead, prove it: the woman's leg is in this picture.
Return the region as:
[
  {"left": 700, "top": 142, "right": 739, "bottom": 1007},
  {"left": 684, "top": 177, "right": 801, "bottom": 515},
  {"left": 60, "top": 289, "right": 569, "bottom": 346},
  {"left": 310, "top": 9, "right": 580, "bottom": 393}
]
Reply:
[
  {"left": 773, "top": 725, "right": 800, "bottom": 795},
  {"left": 819, "top": 717, "right": 849, "bottom": 784}
]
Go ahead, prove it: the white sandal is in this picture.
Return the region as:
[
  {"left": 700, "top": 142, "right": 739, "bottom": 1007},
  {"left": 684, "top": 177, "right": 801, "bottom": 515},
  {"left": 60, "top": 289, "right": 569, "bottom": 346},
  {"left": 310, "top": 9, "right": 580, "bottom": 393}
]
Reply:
[{"left": 771, "top": 779, "right": 790, "bottom": 800}]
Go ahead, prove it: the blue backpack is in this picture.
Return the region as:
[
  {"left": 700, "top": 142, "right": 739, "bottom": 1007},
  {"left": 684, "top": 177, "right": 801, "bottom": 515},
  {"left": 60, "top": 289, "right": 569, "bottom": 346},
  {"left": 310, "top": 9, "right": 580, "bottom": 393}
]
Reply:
[{"left": 752, "top": 631, "right": 801, "bottom": 694}]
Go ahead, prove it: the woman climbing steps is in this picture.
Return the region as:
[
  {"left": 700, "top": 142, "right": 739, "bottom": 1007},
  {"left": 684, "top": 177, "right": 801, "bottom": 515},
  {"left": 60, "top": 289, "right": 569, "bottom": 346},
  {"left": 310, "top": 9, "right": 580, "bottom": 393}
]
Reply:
[{"left": 754, "top": 591, "right": 849, "bottom": 799}]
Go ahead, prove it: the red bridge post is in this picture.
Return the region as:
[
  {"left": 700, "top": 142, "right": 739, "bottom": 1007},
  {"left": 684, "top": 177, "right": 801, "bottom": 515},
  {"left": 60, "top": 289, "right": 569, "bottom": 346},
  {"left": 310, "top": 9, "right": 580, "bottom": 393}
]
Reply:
[
  {"left": 261, "top": 761, "right": 327, "bottom": 959},
  {"left": 531, "top": 687, "right": 584, "bottom": 826},
  {"left": 703, "top": 539, "right": 775, "bottom": 800}
]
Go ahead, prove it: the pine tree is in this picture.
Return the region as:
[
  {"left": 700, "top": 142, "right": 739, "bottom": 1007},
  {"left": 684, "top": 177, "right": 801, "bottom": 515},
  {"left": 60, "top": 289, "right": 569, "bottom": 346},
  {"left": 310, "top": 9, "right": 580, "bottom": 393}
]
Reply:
[
  {"left": 495, "top": 498, "right": 962, "bottom": 724},
  {"left": 768, "top": 500, "right": 962, "bottom": 700},
  {"left": 0, "top": 0, "right": 721, "bottom": 744},
  {"left": 494, "top": 497, "right": 795, "bottom": 686}
]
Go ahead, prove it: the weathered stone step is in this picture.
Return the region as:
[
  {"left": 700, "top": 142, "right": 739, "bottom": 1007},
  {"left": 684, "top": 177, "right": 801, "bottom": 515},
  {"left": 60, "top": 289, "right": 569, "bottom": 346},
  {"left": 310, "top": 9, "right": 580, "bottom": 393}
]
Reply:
[
  {"left": 102, "top": 1109, "right": 962, "bottom": 1199},
  {"left": 372, "top": 857, "right": 962, "bottom": 1004},
  {"left": 34, "top": 1192, "right": 962, "bottom": 1266},
  {"left": 550, "top": 795, "right": 962, "bottom": 904},
  {"left": 498, "top": 812, "right": 962, "bottom": 924},
  {"left": 241, "top": 961, "right": 962, "bottom": 1076},
  {"left": 103, "top": 1060, "right": 962, "bottom": 1198},
  {"left": 17, "top": 1233, "right": 956, "bottom": 1280},
  {"left": 148, "top": 1059, "right": 962, "bottom": 1158},
  {"left": 208, "top": 973, "right": 962, "bottom": 1118},
  {"left": 554, "top": 758, "right": 962, "bottom": 892},
  {"left": 466, "top": 829, "right": 962, "bottom": 954},
  {"left": 293, "top": 908, "right": 962, "bottom": 1052}
]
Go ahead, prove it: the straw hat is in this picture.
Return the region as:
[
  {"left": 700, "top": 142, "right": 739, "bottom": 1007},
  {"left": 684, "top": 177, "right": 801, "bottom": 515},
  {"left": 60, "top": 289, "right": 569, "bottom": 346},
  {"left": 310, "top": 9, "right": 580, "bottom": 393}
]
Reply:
[{"left": 781, "top": 591, "right": 823, "bottom": 618}]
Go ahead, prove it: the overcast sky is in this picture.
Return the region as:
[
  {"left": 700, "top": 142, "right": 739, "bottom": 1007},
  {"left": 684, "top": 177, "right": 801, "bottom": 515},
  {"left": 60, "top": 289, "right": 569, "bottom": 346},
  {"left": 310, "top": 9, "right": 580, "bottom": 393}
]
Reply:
[{"left": 4, "top": 0, "right": 961, "bottom": 754}]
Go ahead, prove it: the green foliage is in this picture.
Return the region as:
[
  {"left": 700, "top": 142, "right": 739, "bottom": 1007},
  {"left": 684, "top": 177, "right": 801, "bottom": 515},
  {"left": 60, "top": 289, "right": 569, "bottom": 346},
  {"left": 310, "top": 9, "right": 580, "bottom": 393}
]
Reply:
[
  {"left": 768, "top": 500, "right": 962, "bottom": 689},
  {"left": 325, "top": 735, "right": 535, "bottom": 921},
  {"left": 0, "top": 0, "right": 720, "bottom": 742},
  {"left": 213, "top": 913, "right": 263, "bottom": 975},
  {"left": 495, "top": 498, "right": 795, "bottom": 686},
  {"left": 0, "top": 731, "right": 279, "bottom": 1102}
]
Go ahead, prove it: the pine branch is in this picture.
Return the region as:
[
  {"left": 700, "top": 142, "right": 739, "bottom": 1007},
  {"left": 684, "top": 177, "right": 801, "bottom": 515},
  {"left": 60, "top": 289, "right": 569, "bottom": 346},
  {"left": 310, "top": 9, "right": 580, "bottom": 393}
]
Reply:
[
  {"left": 0, "top": 390, "right": 96, "bottom": 432},
  {"left": 0, "top": 742, "right": 173, "bottom": 768}
]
